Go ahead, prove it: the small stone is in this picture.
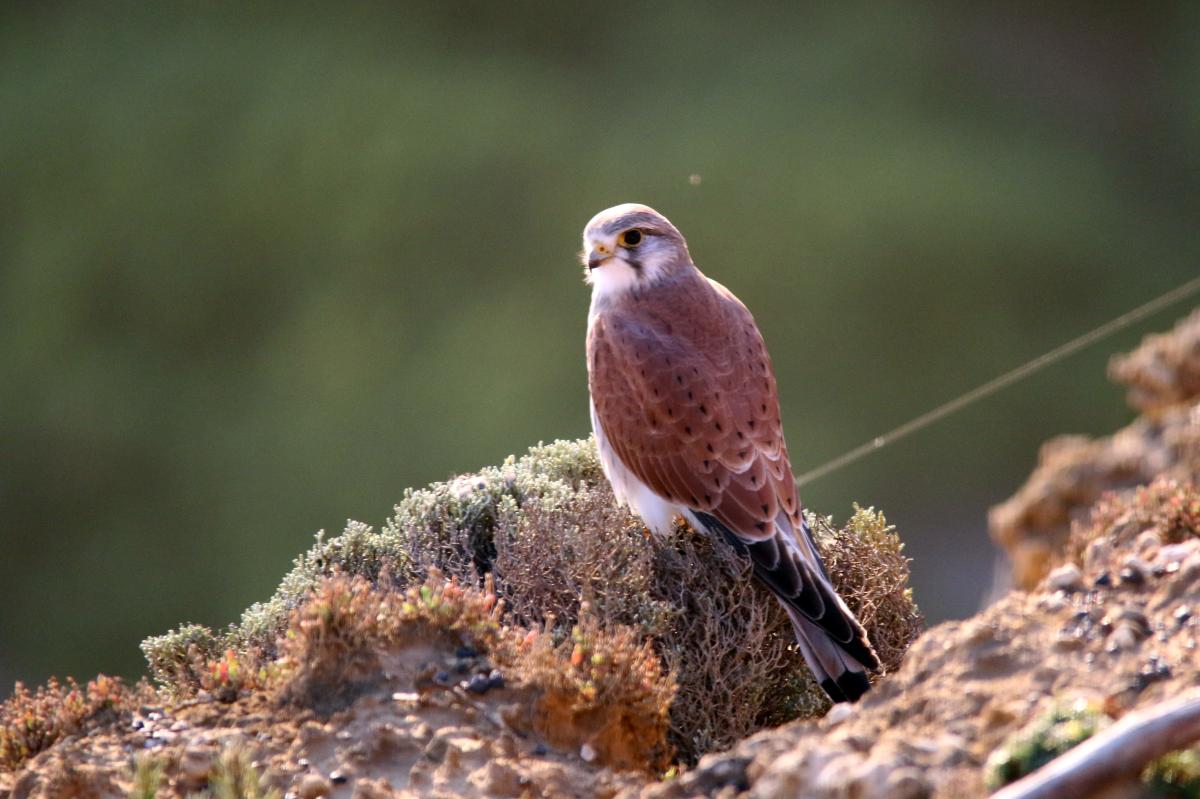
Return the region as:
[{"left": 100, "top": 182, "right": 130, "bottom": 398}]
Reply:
[
  {"left": 179, "top": 746, "right": 212, "bottom": 783},
  {"left": 1094, "top": 571, "right": 1112, "bottom": 588},
  {"left": 495, "top": 732, "right": 518, "bottom": 759},
  {"left": 469, "top": 761, "right": 523, "bottom": 797},
  {"left": 424, "top": 737, "right": 449, "bottom": 764},
  {"left": 1160, "top": 542, "right": 1196, "bottom": 565},
  {"left": 487, "top": 669, "right": 505, "bottom": 690},
  {"left": 1136, "top": 530, "right": 1162, "bottom": 556},
  {"left": 329, "top": 770, "right": 349, "bottom": 785},
  {"left": 1039, "top": 593, "right": 1067, "bottom": 613},
  {"left": 466, "top": 674, "right": 493, "bottom": 694},
  {"left": 297, "top": 758, "right": 309, "bottom": 768},
  {"left": 1118, "top": 608, "right": 1152, "bottom": 636},
  {"left": 297, "top": 774, "right": 332, "bottom": 799},
  {"left": 1053, "top": 633, "right": 1084, "bottom": 652},
  {"left": 1108, "top": 626, "right": 1139, "bottom": 653},
  {"left": 434, "top": 671, "right": 453, "bottom": 686},
  {"left": 1085, "top": 539, "right": 1111, "bottom": 573},
  {"left": 825, "top": 702, "right": 855, "bottom": 725},
  {"left": 1047, "top": 563, "right": 1084, "bottom": 593},
  {"left": 1120, "top": 557, "right": 1148, "bottom": 587},
  {"left": 1175, "top": 605, "right": 1192, "bottom": 625},
  {"left": 580, "top": 743, "right": 597, "bottom": 762},
  {"left": 1181, "top": 553, "right": 1200, "bottom": 584},
  {"left": 351, "top": 778, "right": 395, "bottom": 799},
  {"left": 885, "top": 767, "right": 932, "bottom": 799}
]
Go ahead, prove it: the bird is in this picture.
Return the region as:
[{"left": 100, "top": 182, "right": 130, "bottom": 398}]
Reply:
[{"left": 581, "top": 202, "right": 879, "bottom": 702}]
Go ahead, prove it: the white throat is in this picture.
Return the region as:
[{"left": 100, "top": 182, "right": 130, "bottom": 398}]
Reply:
[{"left": 586, "top": 258, "right": 643, "bottom": 320}]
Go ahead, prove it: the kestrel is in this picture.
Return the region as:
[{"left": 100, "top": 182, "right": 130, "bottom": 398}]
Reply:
[{"left": 582, "top": 203, "right": 879, "bottom": 702}]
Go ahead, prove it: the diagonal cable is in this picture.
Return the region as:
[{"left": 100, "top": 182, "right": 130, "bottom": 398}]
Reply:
[{"left": 794, "top": 274, "right": 1200, "bottom": 489}]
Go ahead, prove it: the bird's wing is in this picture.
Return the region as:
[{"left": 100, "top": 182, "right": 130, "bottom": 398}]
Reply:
[
  {"left": 588, "top": 274, "right": 796, "bottom": 540},
  {"left": 588, "top": 274, "right": 878, "bottom": 668}
]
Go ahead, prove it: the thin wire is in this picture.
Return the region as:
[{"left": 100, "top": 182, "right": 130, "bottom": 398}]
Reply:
[{"left": 794, "top": 273, "right": 1200, "bottom": 489}]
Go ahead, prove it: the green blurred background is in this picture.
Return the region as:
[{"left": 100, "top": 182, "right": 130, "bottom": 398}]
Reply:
[{"left": 3, "top": 3, "right": 1199, "bottom": 692}]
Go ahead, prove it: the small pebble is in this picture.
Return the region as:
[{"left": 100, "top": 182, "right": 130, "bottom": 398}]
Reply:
[
  {"left": 825, "top": 702, "right": 855, "bottom": 725},
  {"left": 1039, "top": 594, "right": 1067, "bottom": 613},
  {"left": 1118, "top": 607, "right": 1152, "bottom": 636},
  {"left": 1085, "top": 539, "right": 1111, "bottom": 572},
  {"left": 297, "top": 774, "right": 332, "bottom": 799},
  {"left": 580, "top": 743, "right": 597, "bottom": 762},
  {"left": 1047, "top": 563, "right": 1083, "bottom": 593},
  {"left": 179, "top": 746, "right": 212, "bottom": 782},
  {"left": 496, "top": 732, "right": 519, "bottom": 759},
  {"left": 487, "top": 669, "right": 505, "bottom": 690},
  {"left": 1160, "top": 541, "right": 1198, "bottom": 564},
  {"left": 1094, "top": 571, "right": 1112, "bottom": 588},
  {"left": 466, "top": 674, "right": 493, "bottom": 694},
  {"left": 434, "top": 671, "right": 453, "bottom": 687},
  {"left": 1108, "top": 626, "right": 1139, "bottom": 653},
  {"left": 1135, "top": 530, "right": 1161, "bottom": 555},
  {"left": 1175, "top": 605, "right": 1192, "bottom": 625},
  {"left": 1120, "top": 557, "right": 1149, "bottom": 586},
  {"left": 330, "top": 770, "right": 348, "bottom": 786}
]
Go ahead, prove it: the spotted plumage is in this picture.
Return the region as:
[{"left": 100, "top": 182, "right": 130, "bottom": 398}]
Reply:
[{"left": 582, "top": 203, "right": 879, "bottom": 702}]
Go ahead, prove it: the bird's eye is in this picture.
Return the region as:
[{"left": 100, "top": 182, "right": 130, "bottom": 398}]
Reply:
[{"left": 618, "top": 229, "right": 643, "bottom": 248}]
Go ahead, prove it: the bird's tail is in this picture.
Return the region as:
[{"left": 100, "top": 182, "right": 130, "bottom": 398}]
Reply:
[
  {"left": 689, "top": 509, "right": 879, "bottom": 703},
  {"left": 784, "top": 605, "right": 873, "bottom": 702}
]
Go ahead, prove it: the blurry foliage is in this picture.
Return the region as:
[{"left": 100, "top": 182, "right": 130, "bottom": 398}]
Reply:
[
  {"left": 203, "top": 742, "right": 282, "bottom": 799},
  {"left": 0, "top": 675, "right": 149, "bottom": 770},
  {"left": 128, "top": 754, "right": 166, "bottom": 799},
  {"left": 1144, "top": 748, "right": 1200, "bottom": 799},
  {"left": 3, "top": 3, "right": 1200, "bottom": 689},
  {"left": 1067, "top": 477, "right": 1200, "bottom": 569},
  {"left": 984, "top": 699, "right": 1111, "bottom": 790},
  {"left": 986, "top": 698, "right": 1200, "bottom": 797}
]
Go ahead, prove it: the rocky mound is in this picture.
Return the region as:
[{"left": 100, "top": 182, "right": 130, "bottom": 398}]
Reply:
[
  {"left": 1, "top": 440, "right": 918, "bottom": 798},
  {"left": 650, "top": 477, "right": 1200, "bottom": 798},
  {"left": 991, "top": 308, "right": 1200, "bottom": 590}
]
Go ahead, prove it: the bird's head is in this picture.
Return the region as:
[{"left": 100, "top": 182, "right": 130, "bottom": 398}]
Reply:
[{"left": 580, "top": 203, "right": 691, "bottom": 300}]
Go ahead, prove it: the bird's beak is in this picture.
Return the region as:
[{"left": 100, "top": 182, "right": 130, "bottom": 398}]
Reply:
[{"left": 586, "top": 243, "right": 613, "bottom": 270}]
